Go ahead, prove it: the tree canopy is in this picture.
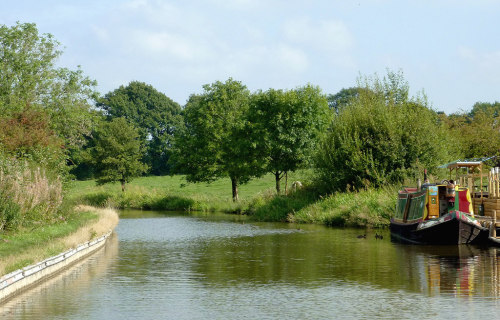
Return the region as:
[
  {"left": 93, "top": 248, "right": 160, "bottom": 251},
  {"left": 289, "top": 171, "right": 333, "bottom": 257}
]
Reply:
[
  {"left": 249, "top": 85, "right": 330, "bottom": 194},
  {"left": 327, "top": 87, "right": 365, "bottom": 114},
  {"left": 0, "top": 22, "right": 97, "bottom": 152},
  {"left": 315, "top": 71, "right": 452, "bottom": 191},
  {"left": 87, "top": 117, "right": 148, "bottom": 191},
  {"left": 0, "top": 22, "right": 97, "bottom": 178},
  {"left": 171, "top": 78, "right": 256, "bottom": 201},
  {"left": 97, "top": 81, "right": 183, "bottom": 175},
  {"left": 445, "top": 101, "right": 500, "bottom": 161}
]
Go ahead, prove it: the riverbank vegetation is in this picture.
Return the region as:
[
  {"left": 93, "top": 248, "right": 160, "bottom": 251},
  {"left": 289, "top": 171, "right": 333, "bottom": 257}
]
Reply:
[
  {"left": 1, "top": 21, "right": 500, "bottom": 243},
  {"left": 68, "top": 173, "right": 397, "bottom": 229},
  {"left": 0, "top": 206, "right": 118, "bottom": 276}
]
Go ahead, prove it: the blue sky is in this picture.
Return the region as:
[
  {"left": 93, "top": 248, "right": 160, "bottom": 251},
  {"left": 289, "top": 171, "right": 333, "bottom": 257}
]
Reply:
[{"left": 2, "top": 0, "right": 499, "bottom": 113}]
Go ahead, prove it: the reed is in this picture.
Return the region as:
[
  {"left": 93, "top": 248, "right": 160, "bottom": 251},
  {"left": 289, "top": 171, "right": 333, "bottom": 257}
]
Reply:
[{"left": 0, "top": 160, "right": 63, "bottom": 231}]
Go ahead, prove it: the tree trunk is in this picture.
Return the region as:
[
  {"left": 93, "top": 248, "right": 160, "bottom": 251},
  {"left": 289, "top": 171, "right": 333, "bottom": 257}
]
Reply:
[
  {"left": 275, "top": 171, "right": 281, "bottom": 195},
  {"left": 284, "top": 171, "right": 288, "bottom": 195},
  {"left": 121, "top": 179, "right": 126, "bottom": 192},
  {"left": 231, "top": 177, "right": 239, "bottom": 202}
]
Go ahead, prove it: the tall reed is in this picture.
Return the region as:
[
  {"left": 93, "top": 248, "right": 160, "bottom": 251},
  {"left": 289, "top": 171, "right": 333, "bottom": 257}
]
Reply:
[{"left": 0, "top": 158, "right": 63, "bottom": 231}]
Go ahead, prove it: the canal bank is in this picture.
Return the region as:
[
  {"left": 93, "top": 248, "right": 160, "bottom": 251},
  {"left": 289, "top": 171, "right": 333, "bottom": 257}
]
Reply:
[
  {"left": 70, "top": 175, "right": 397, "bottom": 228},
  {"left": 0, "top": 206, "right": 119, "bottom": 303}
]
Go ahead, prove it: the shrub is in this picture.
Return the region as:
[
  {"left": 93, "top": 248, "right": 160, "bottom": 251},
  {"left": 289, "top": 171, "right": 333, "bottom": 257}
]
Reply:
[{"left": 315, "top": 71, "right": 452, "bottom": 192}]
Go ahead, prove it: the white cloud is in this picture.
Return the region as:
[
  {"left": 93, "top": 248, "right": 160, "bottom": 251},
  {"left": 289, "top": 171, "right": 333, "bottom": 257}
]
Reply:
[
  {"left": 90, "top": 25, "right": 110, "bottom": 42},
  {"left": 276, "top": 45, "right": 309, "bottom": 73},
  {"left": 458, "top": 46, "right": 500, "bottom": 78},
  {"left": 283, "top": 17, "right": 355, "bottom": 68},
  {"left": 284, "top": 18, "right": 353, "bottom": 52},
  {"left": 137, "top": 31, "right": 197, "bottom": 60}
]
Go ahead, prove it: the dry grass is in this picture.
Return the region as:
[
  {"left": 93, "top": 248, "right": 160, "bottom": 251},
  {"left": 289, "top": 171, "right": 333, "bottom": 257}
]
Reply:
[
  {"left": 63, "top": 205, "right": 119, "bottom": 247},
  {"left": 0, "top": 163, "right": 63, "bottom": 230},
  {"left": 0, "top": 206, "right": 119, "bottom": 276}
]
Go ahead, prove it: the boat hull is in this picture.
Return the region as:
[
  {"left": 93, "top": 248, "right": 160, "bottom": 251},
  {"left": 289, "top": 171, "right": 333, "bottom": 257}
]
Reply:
[{"left": 390, "top": 211, "right": 489, "bottom": 245}]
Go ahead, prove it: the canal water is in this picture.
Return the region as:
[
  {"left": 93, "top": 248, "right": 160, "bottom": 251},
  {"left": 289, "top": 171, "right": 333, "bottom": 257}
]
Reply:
[{"left": 1, "top": 210, "right": 499, "bottom": 319}]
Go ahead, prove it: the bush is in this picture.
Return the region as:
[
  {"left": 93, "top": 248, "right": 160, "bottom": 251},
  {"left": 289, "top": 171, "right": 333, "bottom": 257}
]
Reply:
[{"left": 315, "top": 71, "right": 452, "bottom": 192}]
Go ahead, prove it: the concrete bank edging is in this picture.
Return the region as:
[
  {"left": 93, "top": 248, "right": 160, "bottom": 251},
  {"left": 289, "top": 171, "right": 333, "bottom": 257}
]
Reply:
[{"left": 0, "top": 231, "right": 112, "bottom": 303}]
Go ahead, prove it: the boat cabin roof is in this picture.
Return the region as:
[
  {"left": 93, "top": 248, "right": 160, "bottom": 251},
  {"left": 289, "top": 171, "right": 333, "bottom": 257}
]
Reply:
[{"left": 438, "top": 160, "right": 482, "bottom": 170}]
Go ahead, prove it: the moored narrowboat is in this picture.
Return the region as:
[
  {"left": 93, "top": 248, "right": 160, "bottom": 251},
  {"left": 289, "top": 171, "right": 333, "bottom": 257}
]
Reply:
[{"left": 390, "top": 182, "right": 488, "bottom": 245}]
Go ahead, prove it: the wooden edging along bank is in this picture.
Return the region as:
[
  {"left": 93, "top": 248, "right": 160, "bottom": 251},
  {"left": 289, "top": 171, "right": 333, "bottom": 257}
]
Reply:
[{"left": 0, "top": 230, "right": 112, "bottom": 304}]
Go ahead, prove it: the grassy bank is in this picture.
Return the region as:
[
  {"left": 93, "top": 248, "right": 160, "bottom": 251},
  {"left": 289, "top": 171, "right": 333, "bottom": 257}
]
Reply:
[
  {"left": 69, "top": 173, "right": 396, "bottom": 228},
  {"left": 68, "top": 172, "right": 310, "bottom": 212},
  {"left": 0, "top": 206, "right": 119, "bottom": 276}
]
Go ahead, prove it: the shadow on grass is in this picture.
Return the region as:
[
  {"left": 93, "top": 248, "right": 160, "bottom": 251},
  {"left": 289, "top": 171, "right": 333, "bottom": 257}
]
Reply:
[
  {"left": 146, "top": 196, "right": 196, "bottom": 211},
  {"left": 79, "top": 191, "right": 196, "bottom": 211},
  {"left": 80, "top": 192, "right": 114, "bottom": 207},
  {"left": 248, "top": 188, "right": 319, "bottom": 222}
]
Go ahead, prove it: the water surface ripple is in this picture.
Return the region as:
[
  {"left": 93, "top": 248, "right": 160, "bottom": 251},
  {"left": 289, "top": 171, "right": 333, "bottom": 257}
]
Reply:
[{"left": 2, "top": 210, "right": 499, "bottom": 319}]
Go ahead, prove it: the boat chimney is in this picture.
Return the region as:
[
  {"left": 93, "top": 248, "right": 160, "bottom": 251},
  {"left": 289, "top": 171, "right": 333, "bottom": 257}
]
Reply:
[
  {"left": 423, "top": 169, "right": 429, "bottom": 183},
  {"left": 417, "top": 178, "right": 422, "bottom": 191}
]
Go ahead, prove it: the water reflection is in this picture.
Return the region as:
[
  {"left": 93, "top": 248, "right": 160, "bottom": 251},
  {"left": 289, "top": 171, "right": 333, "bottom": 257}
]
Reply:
[
  {"left": 2, "top": 210, "right": 500, "bottom": 319},
  {"left": 0, "top": 233, "right": 119, "bottom": 319}
]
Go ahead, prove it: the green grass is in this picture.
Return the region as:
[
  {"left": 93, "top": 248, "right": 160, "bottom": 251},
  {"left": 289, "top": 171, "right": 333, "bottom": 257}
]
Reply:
[
  {"left": 0, "top": 210, "right": 97, "bottom": 263},
  {"left": 68, "top": 172, "right": 397, "bottom": 228},
  {"left": 290, "top": 186, "right": 397, "bottom": 228},
  {"left": 68, "top": 172, "right": 311, "bottom": 213}
]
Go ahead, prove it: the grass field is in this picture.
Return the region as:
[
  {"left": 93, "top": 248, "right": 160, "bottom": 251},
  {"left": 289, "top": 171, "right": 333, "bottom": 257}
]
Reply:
[
  {"left": 68, "top": 172, "right": 396, "bottom": 228},
  {"left": 67, "top": 171, "right": 312, "bottom": 212}
]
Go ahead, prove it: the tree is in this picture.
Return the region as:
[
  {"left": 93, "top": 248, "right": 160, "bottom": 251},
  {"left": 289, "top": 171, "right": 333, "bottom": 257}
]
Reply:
[
  {"left": 88, "top": 118, "right": 148, "bottom": 191},
  {"left": 0, "top": 22, "right": 98, "bottom": 153},
  {"left": 97, "top": 81, "right": 183, "bottom": 175},
  {"left": 446, "top": 102, "right": 500, "bottom": 160},
  {"left": 249, "top": 85, "right": 330, "bottom": 194},
  {"left": 0, "top": 108, "right": 65, "bottom": 172},
  {"left": 327, "top": 87, "right": 365, "bottom": 114},
  {"left": 171, "top": 78, "right": 256, "bottom": 201},
  {"left": 315, "top": 70, "right": 452, "bottom": 191},
  {"left": 469, "top": 101, "right": 500, "bottom": 118}
]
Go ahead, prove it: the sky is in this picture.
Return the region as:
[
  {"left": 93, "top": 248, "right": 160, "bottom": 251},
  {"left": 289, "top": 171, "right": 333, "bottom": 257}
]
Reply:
[{"left": 1, "top": 0, "right": 499, "bottom": 114}]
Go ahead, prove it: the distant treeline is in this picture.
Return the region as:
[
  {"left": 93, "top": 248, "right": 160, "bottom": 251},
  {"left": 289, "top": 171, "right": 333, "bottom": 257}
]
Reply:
[{"left": 1, "top": 22, "right": 500, "bottom": 229}]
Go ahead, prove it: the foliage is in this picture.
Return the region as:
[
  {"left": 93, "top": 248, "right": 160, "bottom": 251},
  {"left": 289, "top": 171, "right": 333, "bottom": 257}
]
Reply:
[
  {"left": 469, "top": 101, "right": 500, "bottom": 118},
  {"left": 289, "top": 186, "right": 397, "bottom": 228},
  {"left": 171, "top": 78, "right": 256, "bottom": 201},
  {"left": 446, "top": 101, "right": 500, "bottom": 161},
  {"left": 249, "top": 85, "right": 331, "bottom": 194},
  {"left": 87, "top": 117, "right": 148, "bottom": 191},
  {"left": 327, "top": 87, "right": 366, "bottom": 114},
  {"left": 97, "top": 81, "right": 183, "bottom": 175},
  {"left": 0, "top": 108, "right": 68, "bottom": 176},
  {"left": 315, "top": 71, "right": 452, "bottom": 191},
  {"left": 0, "top": 22, "right": 98, "bottom": 154},
  {"left": 0, "top": 155, "right": 63, "bottom": 231}
]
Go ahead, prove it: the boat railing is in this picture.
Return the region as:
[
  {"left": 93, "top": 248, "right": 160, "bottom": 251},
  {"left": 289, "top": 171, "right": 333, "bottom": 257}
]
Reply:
[
  {"left": 488, "top": 168, "right": 500, "bottom": 199},
  {"left": 456, "top": 168, "right": 500, "bottom": 200}
]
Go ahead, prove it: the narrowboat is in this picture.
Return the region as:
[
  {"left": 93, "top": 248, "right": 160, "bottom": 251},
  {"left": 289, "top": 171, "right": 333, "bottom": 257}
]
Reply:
[{"left": 390, "top": 182, "right": 488, "bottom": 245}]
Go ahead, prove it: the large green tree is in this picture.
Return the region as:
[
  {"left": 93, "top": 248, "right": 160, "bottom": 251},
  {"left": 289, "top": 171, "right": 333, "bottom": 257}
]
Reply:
[
  {"left": 87, "top": 118, "right": 148, "bottom": 192},
  {"left": 0, "top": 22, "right": 97, "bottom": 152},
  {"left": 315, "top": 71, "right": 452, "bottom": 191},
  {"left": 171, "top": 78, "right": 256, "bottom": 201},
  {"left": 327, "top": 87, "right": 365, "bottom": 114},
  {"left": 0, "top": 22, "right": 97, "bottom": 179},
  {"left": 446, "top": 101, "right": 500, "bottom": 160},
  {"left": 249, "top": 85, "right": 330, "bottom": 194},
  {"left": 97, "top": 81, "right": 183, "bottom": 175}
]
